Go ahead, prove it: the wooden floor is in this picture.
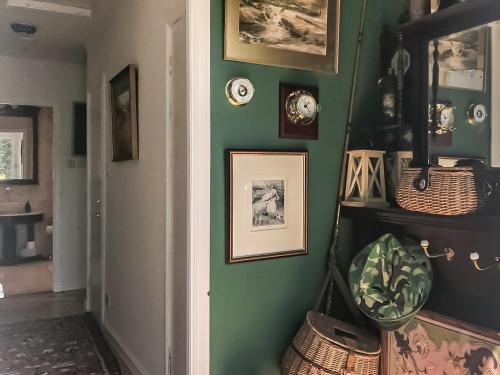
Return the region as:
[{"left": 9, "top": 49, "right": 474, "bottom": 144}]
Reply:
[
  {"left": 0, "top": 261, "right": 53, "bottom": 297},
  {"left": 0, "top": 289, "right": 85, "bottom": 325}
]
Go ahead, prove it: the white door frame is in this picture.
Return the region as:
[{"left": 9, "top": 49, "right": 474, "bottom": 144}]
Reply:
[
  {"left": 491, "top": 23, "right": 500, "bottom": 167},
  {"left": 187, "top": 0, "right": 211, "bottom": 372},
  {"left": 85, "top": 76, "right": 108, "bottom": 323}
]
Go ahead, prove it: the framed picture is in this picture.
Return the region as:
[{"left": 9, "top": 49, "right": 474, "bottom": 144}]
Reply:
[
  {"left": 225, "top": 0, "right": 340, "bottom": 73},
  {"left": 109, "top": 64, "right": 139, "bottom": 162},
  {"left": 429, "top": 27, "right": 488, "bottom": 91},
  {"left": 73, "top": 102, "right": 87, "bottom": 157},
  {"left": 227, "top": 151, "right": 308, "bottom": 263},
  {"left": 382, "top": 310, "right": 500, "bottom": 375}
]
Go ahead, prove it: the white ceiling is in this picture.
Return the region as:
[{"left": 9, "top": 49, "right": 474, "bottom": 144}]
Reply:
[{"left": 0, "top": 0, "right": 97, "bottom": 64}]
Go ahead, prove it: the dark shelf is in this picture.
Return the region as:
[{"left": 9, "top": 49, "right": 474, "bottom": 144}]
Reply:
[
  {"left": 396, "top": 0, "right": 500, "bottom": 40},
  {"left": 341, "top": 205, "right": 500, "bottom": 234}
]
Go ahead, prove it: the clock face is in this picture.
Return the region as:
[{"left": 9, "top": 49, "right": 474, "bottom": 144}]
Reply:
[
  {"left": 297, "top": 94, "right": 317, "bottom": 120},
  {"left": 440, "top": 107, "right": 455, "bottom": 129},
  {"left": 286, "top": 90, "right": 319, "bottom": 126},
  {"left": 225, "top": 77, "right": 255, "bottom": 106},
  {"left": 468, "top": 103, "right": 488, "bottom": 125}
]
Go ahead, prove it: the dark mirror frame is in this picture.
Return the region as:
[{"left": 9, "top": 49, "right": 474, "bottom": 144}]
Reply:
[
  {"left": 0, "top": 105, "right": 39, "bottom": 185},
  {"left": 398, "top": 0, "right": 500, "bottom": 166}
]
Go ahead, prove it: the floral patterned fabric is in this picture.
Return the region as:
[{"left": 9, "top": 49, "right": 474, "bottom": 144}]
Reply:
[{"left": 0, "top": 314, "right": 120, "bottom": 375}]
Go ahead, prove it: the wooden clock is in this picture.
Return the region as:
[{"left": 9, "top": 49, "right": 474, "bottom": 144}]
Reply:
[{"left": 279, "top": 83, "right": 320, "bottom": 140}]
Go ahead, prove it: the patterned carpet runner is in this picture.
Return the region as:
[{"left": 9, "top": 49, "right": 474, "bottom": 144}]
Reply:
[{"left": 0, "top": 314, "right": 120, "bottom": 375}]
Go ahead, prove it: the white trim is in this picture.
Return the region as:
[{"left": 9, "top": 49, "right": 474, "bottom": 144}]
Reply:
[
  {"left": 100, "top": 74, "right": 109, "bottom": 325},
  {"left": 491, "top": 23, "right": 500, "bottom": 167},
  {"left": 102, "top": 324, "right": 151, "bottom": 375},
  {"left": 187, "top": 0, "right": 211, "bottom": 372},
  {"left": 85, "top": 90, "right": 92, "bottom": 312},
  {"left": 165, "top": 21, "right": 174, "bottom": 375}
]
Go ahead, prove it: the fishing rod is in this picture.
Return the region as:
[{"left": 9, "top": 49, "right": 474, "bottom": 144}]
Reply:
[{"left": 315, "top": 0, "right": 368, "bottom": 325}]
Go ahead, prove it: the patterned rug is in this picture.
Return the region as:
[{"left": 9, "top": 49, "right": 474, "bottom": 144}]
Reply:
[{"left": 0, "top": 314, "right": 121, "bottom": 375}]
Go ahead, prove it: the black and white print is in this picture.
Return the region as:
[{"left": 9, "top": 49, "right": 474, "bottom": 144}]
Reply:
[
  {"left": 252, "top": 179, "right": 285, "bottom": 228},
  {"left": 435, "top": 29, "right": 485, "bottom": 71},
  {"left": 239, "top": 0, "right": 328, "bottom": 56},
  {"left": 429, "top": 27, "right": 488, "bottom": 91}
]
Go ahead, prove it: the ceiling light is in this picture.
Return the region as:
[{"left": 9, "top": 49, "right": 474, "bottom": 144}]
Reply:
[{"left": 6, "top": 0, "right": 92, "bottom": 17}]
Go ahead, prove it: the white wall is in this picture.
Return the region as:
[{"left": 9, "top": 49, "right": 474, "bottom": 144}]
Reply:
[
  {"left": 87, "top": 0, "right": 185, "bottom": 374},
  {"left": 491, "top": 23, "right": 500, "bottom": 167},
  {"left": 0, "top": 55, "right": 87, "bottom": 292}
]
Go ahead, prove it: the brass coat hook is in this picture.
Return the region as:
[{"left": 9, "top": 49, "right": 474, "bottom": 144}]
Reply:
[
  {"left": 420, "top": 240, "right": 455, "bottom": 261},
  {"left": 469, "top": 253, "right": 500, "bottom": 272}
]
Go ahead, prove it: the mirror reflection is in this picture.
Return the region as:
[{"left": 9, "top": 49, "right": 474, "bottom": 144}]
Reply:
[
  {"left": 428, "top": 22, "right": 500, "bottom": 167},
  {"left": 0, "top": 105, "right": 38, "bottom": 183}
]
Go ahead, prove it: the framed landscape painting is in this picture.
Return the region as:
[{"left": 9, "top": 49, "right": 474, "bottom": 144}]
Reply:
[
  {"left": 225, "top": 0, "right": 340, "bottom": 73},
  {"left": 109, "top": 64, "right": 139, "bottom": 162},
  {"left": 227, "top": 151, "right": 308, "bottom": 263},
  {"left": 382, "top": 310, "right": 500, "bottom": 375}
]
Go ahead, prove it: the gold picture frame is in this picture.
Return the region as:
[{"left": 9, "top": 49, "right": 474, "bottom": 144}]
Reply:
[
  {"left": 227, "top": 151, "right": 308, "bottom": 263},
  {"left": 225, "top": 0, "right": 341, "bottom": 73},
  {"left": 382, "top": 310, "right": 500, "bottom": 375}
]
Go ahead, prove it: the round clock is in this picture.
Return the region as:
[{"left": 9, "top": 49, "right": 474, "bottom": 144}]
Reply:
[
  {"left": 468, "top": 103, "right": 488, "bottom": 125},
  {"left": 429, "top": 102, "right": 456, "bottom": 135},
  {"left": 439, "top": 106, "right": 455, "bottom": 132},
  {"left": 285, "top": 90, "right": 320, "bottom": 126},
  {"left": 225, "top": 77, "right": 255, "bottom": 107}
]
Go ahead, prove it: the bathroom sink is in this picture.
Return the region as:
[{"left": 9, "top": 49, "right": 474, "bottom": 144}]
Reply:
[
  {"left": 0, "top": 212, "right": 43, "bottom": 217},
  {"left": 0, "top": 212, "right": 44, "bottom": 223}
]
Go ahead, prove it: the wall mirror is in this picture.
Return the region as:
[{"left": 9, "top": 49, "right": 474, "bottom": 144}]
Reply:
[
  {"left": 400, "top": 0, "right": 500, "bottom": 168},
  {"left": 428, "top": 22, "right": 500, "bottom": 168},
  {"left": 0, "top": 105, "right": 39, "bottom": 184}
]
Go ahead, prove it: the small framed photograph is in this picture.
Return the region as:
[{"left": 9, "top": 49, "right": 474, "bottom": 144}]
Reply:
[
  {"left": 109, "top": 64, "right": 139, "bottom": 162},
  {"left": 225, "top": 0, "right": 340, "bottom": 73},
  {"left": 382, "top": 310, "right": 500, "bottom": 375},
  {"left": 227, "top": 151, "right": 308, "bottom": 264},
  {"left": 429, "top": 27, "right": 488, "bottom": 92}
]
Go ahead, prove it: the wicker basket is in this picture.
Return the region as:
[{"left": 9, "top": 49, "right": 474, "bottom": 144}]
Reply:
[
  {"left": 396, "top": 167, "right": 500, "bottom": 216},
  {"left": 282, "top": 312, "right": 380, "bottom": 375}
]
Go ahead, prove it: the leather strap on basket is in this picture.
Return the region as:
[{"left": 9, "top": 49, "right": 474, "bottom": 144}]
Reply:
[{"left": 413, "top": 166, "right": 431, "bottom": 192}]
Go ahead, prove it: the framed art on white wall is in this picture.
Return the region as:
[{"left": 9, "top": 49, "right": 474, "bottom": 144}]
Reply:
[{"left": 227, "top": 151, "right": 308, "bottom": 264}]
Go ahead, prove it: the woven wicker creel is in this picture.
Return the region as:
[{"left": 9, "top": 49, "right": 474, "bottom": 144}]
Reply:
[
  {"left": 282, "top": 312, "right": 380, "bottom": 375},
  {"left": 396, "top": 167, "right": 500, "bottom": 216}
]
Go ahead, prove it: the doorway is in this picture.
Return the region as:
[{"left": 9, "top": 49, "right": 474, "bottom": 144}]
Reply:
[{"left": 0, "top": 106, "right": 54, "bottom": 298}]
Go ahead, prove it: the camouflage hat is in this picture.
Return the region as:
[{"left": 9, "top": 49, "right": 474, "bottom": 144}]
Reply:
[{"left": 349, "top": 233, "right": 433, "bottom": 331}]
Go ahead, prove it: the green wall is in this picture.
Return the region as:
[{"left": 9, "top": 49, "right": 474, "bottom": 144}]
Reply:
[{"left": 210, "top": 1, "right": 403, "bottom": 374}]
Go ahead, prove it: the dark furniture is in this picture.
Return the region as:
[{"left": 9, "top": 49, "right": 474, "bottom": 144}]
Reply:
[
  {"left": 0, "top": 212, "right": 44, "bottom": 265},
  {"left": 397, "top": 0, "right": 500, "bottom": 165},
  {"left": 341, "top": 1, "right": 500, "bottom": 332}
]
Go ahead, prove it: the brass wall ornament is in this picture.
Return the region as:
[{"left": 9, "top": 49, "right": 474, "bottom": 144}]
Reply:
[
  {"left": 428, "top": 102, "right": 456, "bottom": 135},
  {"left": 225, "top": 77, "right": 255, "bottom": 107},
  {"left": 467, "top": 103, "right": 488, "bottom": 125}
]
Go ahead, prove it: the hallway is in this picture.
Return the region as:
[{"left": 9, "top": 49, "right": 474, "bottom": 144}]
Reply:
[{"left": 0, "top": 291, "right": 121, "bottom": 374}]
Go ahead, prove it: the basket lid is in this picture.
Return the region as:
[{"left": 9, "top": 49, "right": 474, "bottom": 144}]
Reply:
[{"left": 306, "top": 311, "right": 380, "bottom": 354}]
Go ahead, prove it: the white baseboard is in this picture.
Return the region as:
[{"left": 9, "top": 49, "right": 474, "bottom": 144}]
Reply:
[{"left": 102, "top": 324, "right": 151, "bottom": 375}]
